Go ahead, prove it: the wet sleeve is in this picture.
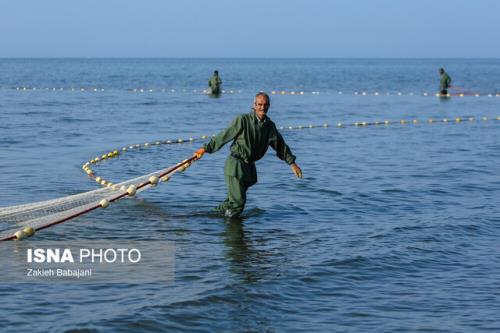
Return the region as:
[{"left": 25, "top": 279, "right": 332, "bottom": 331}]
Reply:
[
  {"left": 204, "top": 116, "right": 243, "bottom": 153},
  {"left": 269, "top": 128, "right": 296, "bottom": 165}
]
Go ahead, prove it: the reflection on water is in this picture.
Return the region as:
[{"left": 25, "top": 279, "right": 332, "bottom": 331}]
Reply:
[{"left": 223, "top": 219, "right": 270, "bottom": 284}]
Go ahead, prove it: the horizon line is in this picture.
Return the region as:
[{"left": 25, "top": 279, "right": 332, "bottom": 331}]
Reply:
[{"left": 1, "top": 56, "right": 499, "bottom": 60}]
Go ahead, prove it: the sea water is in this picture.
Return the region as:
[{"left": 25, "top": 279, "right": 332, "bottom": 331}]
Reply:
[{"left": 0, "top": 58, "right": 499, "bottom": 332}]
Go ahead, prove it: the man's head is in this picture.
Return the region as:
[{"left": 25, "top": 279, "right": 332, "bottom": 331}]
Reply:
[
  {"left": 439, "top": 68, "right": 445, "bottom": 74},
  {"left": 253, "top": 92, "right": 270, "bottom": 120},
  {"left": 214, "top": 70, "right": 219, "bottom": 75}
]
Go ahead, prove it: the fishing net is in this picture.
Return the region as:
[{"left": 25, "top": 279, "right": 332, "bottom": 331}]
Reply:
[{"left": 0, "top": 158, "right": 194, "bottom": 241}]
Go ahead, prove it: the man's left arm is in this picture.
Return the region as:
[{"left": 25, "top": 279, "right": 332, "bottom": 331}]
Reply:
[{"left": 270, "top": 131, "right": 303, "bottom": 179}]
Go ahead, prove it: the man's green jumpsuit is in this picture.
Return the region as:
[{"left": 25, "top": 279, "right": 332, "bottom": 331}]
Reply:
[
  {"left": 208, "top": 74, "right": 222, "bottom": 95},
  {"left": 440, "top": 72, "right": 452, "bottom": 94},
  {"left": 204, "top": 110, "right": 296, "bottom": 217}
]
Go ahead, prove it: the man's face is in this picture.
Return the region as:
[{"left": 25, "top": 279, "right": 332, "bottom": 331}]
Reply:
[{"left": 254, "top": 95, "right": 270, "bottom": 120}]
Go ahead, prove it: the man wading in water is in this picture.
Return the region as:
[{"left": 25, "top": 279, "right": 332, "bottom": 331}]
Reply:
[
  {"left": 193, "top": 92, "right": 303, "bottom": 217},
  {"left": 208, "top": 70, "right": 222, "bottom": 95},
  {"left": 439, "top": 68, "right": 452, "bottom": 95}
]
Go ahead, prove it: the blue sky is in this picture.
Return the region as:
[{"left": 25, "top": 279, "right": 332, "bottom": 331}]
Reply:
[{"left": 1, "top": 0, "right": 499, "bottom": 58}]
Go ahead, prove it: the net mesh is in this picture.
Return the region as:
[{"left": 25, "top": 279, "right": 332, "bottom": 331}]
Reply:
[{"left": 0, "top": 162, "right": 186, "bottom": 240}]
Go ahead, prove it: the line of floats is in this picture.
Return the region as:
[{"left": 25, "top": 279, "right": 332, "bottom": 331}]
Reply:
[
  {"left": 4, "top": 86, "right": 500, "bottom": 97},
  {"left": 4, "top": 113, "right": 500, "bottom": 240}
]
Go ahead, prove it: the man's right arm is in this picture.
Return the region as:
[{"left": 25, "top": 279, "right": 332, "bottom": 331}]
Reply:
[{"left": 203, "top": 116, "right": 243, "bottom": 154}]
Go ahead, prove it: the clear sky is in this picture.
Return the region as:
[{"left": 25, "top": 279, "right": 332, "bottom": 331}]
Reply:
[{"left": 1, "top": 0, "right": 499, "bottom": 58}]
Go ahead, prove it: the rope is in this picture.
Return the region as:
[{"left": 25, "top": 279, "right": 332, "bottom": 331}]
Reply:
[
  {"left": 85, "top": 114, "right": 500, "bottom": 187},
  {"left": 5, "top": 86, "right": 500, "bottom": 97}
]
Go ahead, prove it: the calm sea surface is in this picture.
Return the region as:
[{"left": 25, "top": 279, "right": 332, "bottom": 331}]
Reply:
[{"left": 1, "top": 59, "right": 500, "bottom": 332}]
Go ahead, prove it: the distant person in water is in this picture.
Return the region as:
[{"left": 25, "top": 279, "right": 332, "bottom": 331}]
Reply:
[
  {"left": 208, "top": 70, "right": 222, "bottom": 95},
  {"left": 439, "top": 68, "right": 452, "bottom": 95}
]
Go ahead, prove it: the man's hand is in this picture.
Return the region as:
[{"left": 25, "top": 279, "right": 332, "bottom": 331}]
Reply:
[
  {"left": 193, "top": 147, "right": 206, "bottom": 160},
  {"left": 291, "top": 163, "right": 303, "bottom": 179}
]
